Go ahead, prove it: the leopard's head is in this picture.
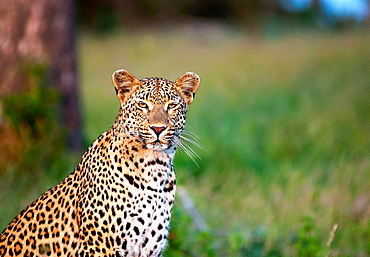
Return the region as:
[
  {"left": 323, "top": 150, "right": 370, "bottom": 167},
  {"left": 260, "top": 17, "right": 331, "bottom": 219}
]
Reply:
[{"left": 112, "top": 69, "right": 200, "bottom": 151}]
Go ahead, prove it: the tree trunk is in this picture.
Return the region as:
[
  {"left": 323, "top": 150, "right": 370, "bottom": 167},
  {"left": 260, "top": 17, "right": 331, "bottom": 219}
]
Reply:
[{"left": 0, "top": 0, "right": 82, "bottom": 151}]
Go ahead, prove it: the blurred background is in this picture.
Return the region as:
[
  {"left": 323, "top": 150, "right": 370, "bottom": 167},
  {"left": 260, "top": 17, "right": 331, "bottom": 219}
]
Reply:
[{"left": 1, "top": 0, "right": 369, "bottom": 256}]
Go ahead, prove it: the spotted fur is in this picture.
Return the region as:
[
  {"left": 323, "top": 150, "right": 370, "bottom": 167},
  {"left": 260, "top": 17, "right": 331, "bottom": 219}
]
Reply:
[{"left": 0, "top": 69, "right": 200, "bottom": 257}]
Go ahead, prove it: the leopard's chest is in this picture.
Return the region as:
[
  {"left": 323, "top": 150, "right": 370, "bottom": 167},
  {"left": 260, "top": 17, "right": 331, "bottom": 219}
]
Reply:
[
  {"left": 115, "top": 162, "right": 175, "bottom": 255},
  {"left": 79, "top": 154, "right": 176, "bottom": 256}
]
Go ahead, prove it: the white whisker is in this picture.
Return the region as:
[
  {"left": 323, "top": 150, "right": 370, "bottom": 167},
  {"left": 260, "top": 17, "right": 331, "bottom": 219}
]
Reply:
[
  {"left": 175, "top": 125, "right": 202, "bottom": 166},
  {"left": 180, "top": 134, "right": 203, "bottom": 149},
  {"left": 177, "top": 141, "right": 200, "bottom": 166},
  {"left": 182, "top": 124, "right": 200, "bottom": 139}
]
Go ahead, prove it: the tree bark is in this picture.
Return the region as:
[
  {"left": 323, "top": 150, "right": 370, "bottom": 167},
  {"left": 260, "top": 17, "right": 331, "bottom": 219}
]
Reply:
[{"left": 0, "top": 0, "right": 82, "bottom": 151}]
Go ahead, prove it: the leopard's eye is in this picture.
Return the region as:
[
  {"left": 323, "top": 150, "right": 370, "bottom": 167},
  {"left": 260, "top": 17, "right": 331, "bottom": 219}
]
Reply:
[
  {"left": 137, "top": 102, "right": 148, "bottom": 109},
  {"left": 167, "top": 103, "right": 177, "bottom": 109}
]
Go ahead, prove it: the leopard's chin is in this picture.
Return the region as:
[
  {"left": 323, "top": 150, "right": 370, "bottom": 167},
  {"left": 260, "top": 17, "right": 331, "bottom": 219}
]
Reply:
[{"left": 146, "top": 141, "right": 169, "bottom": 151}]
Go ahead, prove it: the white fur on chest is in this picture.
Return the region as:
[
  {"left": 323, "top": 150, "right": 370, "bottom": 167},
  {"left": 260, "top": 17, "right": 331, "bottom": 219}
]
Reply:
[{"left": 113, "top": 160, "right": 175, "bottom": 256}]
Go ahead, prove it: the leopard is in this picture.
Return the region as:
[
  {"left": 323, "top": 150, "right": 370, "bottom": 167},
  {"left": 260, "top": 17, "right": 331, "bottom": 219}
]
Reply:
[{"left": 0, "top": 69, "right": 200, "bottom": 257}]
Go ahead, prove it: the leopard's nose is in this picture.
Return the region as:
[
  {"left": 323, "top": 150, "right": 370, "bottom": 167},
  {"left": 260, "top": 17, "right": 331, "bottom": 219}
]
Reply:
[{"left": 150, "top": 125, "right": 167, "bottom": 136}]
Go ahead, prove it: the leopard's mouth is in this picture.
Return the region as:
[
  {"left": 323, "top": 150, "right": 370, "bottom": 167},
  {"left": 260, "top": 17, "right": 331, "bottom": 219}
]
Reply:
[{"left": 140, "top": 128, "right": 177, "bottom": 151}]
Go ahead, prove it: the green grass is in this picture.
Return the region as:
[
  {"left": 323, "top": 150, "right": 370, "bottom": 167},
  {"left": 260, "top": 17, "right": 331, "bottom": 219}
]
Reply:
[
  {"left": 1, "top": 28, "right": 370, "bottom": 256},
  {"left": 79, "top": 29, "right": 370, "bottom": 256}
]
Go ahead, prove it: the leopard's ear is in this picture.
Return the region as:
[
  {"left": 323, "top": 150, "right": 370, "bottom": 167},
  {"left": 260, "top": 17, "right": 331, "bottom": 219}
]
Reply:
[
  {"left": 175, "top": 72, "right": 200, "bottom": 105},
  {"left": 112, "top": 69, "right": 140, "bottom": 103}
]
